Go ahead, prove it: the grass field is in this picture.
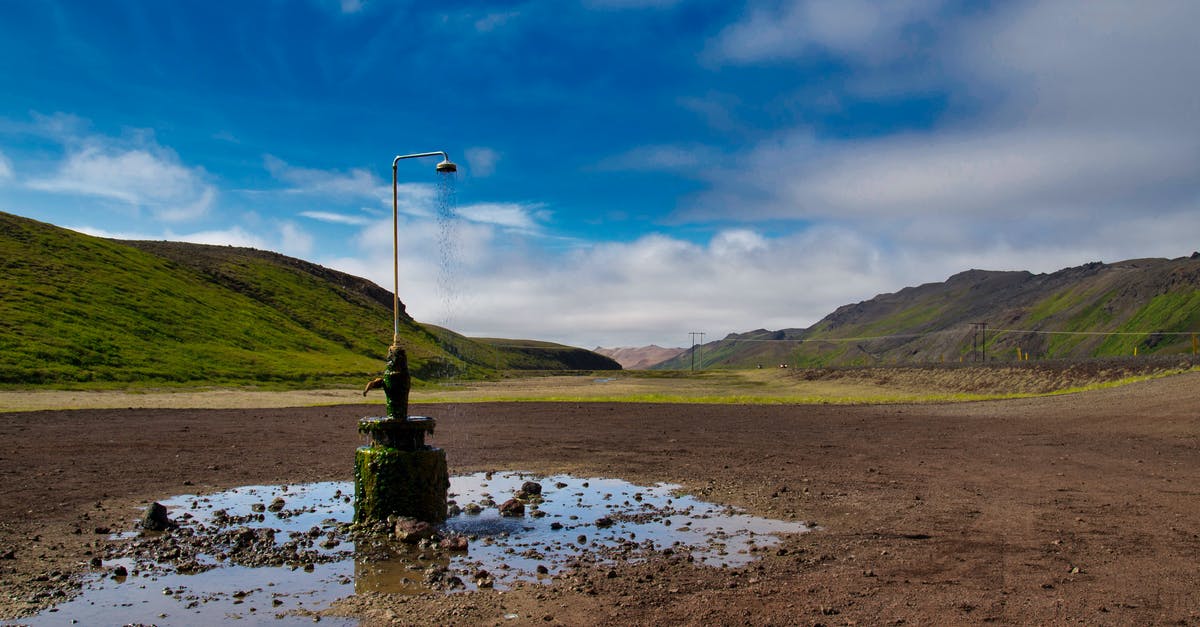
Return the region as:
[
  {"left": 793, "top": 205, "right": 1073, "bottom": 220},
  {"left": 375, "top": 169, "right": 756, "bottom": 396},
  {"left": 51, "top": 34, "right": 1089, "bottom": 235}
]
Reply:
[{"left": 2, "top": 361, "right": 1193, "bottom": 412}]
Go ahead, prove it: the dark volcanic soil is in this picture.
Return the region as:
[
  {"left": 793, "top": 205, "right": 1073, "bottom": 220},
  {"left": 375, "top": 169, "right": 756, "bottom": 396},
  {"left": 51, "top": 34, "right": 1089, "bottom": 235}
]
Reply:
[{"left": 2, "top": 373, "right": 1200, "bottom": 625}]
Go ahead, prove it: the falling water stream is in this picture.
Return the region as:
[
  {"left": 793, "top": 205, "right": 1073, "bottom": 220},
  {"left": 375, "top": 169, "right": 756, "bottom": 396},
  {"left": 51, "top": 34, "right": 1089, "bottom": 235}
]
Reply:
[{"left": 434, "top": 169, "right": 460, "bottom": 329}]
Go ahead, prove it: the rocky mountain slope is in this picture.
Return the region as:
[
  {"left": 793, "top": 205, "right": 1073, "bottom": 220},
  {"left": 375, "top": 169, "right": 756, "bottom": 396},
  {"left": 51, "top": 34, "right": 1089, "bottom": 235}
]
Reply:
[
  {"left": 593, "top": 345, "right": 686, "bottom": 370},
  {"left": 654, "top": 255, "right": 1200, "bottom": 369}
]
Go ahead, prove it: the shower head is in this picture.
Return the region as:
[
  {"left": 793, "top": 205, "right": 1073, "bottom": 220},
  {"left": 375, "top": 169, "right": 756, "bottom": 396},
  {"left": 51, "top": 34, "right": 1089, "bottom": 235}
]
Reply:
[{"left": 393, "top": 151, "right": 457, "bottom": 174}]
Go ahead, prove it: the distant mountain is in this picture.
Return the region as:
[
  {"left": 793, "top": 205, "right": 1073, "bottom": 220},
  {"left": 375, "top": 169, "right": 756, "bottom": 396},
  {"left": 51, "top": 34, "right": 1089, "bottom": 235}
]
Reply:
[
  {"left": 594, "top": 345, "right": 686, "bottom": 370},
  {"left": 0, "top": 212, "right": 617, "bottom": 385},
  {"left": 654, "top": 256, "right": 1200, "bottom": 369}
]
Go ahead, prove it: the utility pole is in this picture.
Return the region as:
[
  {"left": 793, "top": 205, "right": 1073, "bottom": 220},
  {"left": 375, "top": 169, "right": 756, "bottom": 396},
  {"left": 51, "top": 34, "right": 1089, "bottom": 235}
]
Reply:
[
  {"left": 970, "top": 322, "right": 988, "bottom": 362},
  {"left": 689, "top": 332, "right": 705, "bottom": 371}
]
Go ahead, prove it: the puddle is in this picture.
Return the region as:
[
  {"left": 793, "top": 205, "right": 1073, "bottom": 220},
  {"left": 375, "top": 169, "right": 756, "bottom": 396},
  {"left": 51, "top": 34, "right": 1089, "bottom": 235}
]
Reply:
[{"left": 17, "top": 473, "right": 809, "bottom": 625}]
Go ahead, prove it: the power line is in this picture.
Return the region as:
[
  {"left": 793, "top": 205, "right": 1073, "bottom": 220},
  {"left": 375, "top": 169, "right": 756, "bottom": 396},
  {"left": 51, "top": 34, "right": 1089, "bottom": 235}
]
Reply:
[
  {"left": 688, "top": 332, "right": 705, "bottom": 371},
  {"left": 705, "top": 327, "right": 1200, "bottom": 344}
]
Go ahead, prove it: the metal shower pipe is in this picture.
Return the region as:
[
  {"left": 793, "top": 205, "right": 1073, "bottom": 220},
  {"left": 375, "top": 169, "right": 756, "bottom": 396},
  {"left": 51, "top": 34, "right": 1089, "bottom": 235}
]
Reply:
[{"left": 391, "top": 151, "right": 457, "bottom": 344}]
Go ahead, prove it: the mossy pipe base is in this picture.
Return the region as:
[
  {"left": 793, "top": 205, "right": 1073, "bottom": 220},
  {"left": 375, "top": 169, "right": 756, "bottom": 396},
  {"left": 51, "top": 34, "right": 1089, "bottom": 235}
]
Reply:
[{"left": 354, "top": 446, "right": 449, "bottom": 524}]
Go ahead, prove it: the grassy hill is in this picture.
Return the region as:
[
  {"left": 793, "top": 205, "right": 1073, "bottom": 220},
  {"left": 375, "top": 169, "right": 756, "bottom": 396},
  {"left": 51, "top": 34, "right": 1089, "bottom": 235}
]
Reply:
[
  {"left": 656, "top": 256, "right": 1200, "bottom": 369},
  {"left": 0, "top": 212, "right": 617, "bottom": 386}
]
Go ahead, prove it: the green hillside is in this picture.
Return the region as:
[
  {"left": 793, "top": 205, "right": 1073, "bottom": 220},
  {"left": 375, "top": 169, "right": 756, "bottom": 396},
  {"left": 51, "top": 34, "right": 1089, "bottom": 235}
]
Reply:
[
  {"left": 656, "top": 257, "right": 1200, "bottom": 369},
  {"left": 0, "top": 212, "right": 617, "bottom": 386}
]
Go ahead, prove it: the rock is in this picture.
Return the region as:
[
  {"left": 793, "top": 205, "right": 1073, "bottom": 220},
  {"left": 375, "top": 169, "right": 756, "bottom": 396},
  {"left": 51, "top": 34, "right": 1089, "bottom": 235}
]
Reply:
[
  {"left": 550, "top": 522, "right": 563, "bottom": 530},
  {"left": 516, "top": 481, "right": 543, "bottom": 500},
  {"left": 268, "top": 497, "right": 286, "bottom": 513},
  {"left": 440, "top": 535, "right": 469, "bottom": 551},
  {"left": 394, "top": 518, "right": 436, "bottom": 543},
  {"left": 0, "top": 548, "right": 15, "bottom": 560},
  {"left": 464, "top": 503, "right": 484, "bottom": 515},
  {"left": 594, "top": 516, "right": 614, "bottom": 528},
  {"left": 473, "top": 569, "right": 495, "bottom": 587},
  {"left": 499, "top": 499, "right": 525, "bottom": 517},
  {"left": 111, "top": 565, "right": 127, "bottom": 578},
  {"left": 140, "top": 502, "right": 176, "bottom": 531}
]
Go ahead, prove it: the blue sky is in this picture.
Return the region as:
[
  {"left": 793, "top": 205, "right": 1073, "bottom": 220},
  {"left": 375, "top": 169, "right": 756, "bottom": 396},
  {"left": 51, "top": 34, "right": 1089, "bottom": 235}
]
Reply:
[{"left": 2, "top": 1, "right": 1197, "bottom": 348}]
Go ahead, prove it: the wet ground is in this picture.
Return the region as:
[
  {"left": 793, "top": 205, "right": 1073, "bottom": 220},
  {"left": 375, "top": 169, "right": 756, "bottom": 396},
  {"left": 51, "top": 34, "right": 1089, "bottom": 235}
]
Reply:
[
  {"left": 2, "top": 371, "right": 1200, "bottom": 624},
  {"left": 16, "top": 473, "right": 806, "bottom": 624}
]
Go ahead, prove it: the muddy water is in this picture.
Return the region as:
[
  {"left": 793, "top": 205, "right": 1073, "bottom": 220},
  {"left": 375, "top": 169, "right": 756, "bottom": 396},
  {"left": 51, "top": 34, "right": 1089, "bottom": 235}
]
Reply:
[{"left": 19, "top": 473, "right": 809, "bottom": 625}]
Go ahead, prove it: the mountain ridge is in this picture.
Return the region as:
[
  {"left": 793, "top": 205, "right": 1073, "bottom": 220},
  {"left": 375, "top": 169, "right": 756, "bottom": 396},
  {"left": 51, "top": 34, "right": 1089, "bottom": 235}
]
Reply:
[
  {"left": 593, "top": 345, "right": 686, "bottom": 370},
  {"left": 0, "top": 211, "right": 618, "bottom": 385},
  {"left": 654, "top": 255, "right": 1200, "bottom": 369}
]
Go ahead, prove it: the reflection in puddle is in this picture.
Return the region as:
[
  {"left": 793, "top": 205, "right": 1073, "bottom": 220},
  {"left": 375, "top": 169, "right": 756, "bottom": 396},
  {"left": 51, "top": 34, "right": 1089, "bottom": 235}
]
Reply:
[{"left": 21, "top": 473, "right": 809, "bottom": 625}]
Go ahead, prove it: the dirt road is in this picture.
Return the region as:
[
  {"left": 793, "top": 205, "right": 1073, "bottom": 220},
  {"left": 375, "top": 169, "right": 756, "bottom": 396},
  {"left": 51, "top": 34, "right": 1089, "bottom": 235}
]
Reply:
[{"left": 2, "top": 373, "right": 1198, "bottom": 624}]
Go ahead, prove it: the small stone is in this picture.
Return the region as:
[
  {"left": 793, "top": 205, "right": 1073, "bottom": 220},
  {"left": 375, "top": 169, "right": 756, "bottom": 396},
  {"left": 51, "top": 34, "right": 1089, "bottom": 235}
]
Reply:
[
  {"left": 394, "top": 518, "right": 436, "bottom": 543},
  {"left": 549, "top": 522, "right": 563, "bottom": 530},
  {"left": 594, "top": 516, "right": 614, "bottom": 528},
  {"left": 440, "top": 535, "right": 469, "bottom": 551},
  {"left": 499, "top": 499, "right": 525, "bottom": 517},
  {"left": 516, "top": 481, "right": 543, "bottom": 499},
  {"left": 268, "top": 497, "right": 286, "bottom": 513},
  {"left": 111, "top": 565, "right": 127, "bottom": 578},
  {"left": 251, "top": 503, "right": 266, "bottom": 513},
  {"left": 140, "top": 502, "right": 176, "bottom": 532}
]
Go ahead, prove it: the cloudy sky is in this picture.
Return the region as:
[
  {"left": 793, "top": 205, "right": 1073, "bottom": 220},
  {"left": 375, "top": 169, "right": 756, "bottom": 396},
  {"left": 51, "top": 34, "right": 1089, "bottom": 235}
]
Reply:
[{"left": 1, "top": 1, "right": 1197, "bottom": 348}]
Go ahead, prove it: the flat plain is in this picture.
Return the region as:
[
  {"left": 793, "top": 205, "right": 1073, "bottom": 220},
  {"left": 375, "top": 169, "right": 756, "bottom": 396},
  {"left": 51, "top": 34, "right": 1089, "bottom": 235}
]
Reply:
[{"left": 1, "top": 365, "right": 1198, "bottom": 624}]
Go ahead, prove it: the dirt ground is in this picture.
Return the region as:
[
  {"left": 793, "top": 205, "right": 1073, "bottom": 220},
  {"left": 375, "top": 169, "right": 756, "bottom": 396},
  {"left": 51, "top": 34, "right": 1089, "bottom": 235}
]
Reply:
[{"left": 2, "top": 372, "right": 1199, "bottom": 625}]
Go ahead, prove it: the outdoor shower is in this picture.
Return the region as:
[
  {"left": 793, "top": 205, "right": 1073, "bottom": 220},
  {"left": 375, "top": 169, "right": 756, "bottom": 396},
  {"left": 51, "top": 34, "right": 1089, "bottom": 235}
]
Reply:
[{"left": 354, "top": 151, "right": 458, "bottom": 525}]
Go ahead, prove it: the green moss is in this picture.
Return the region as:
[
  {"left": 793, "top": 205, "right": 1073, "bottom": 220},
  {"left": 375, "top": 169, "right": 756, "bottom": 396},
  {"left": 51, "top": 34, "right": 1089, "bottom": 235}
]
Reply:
[{"left": 353, "top": 446, "right": 449, "bottom": 524}]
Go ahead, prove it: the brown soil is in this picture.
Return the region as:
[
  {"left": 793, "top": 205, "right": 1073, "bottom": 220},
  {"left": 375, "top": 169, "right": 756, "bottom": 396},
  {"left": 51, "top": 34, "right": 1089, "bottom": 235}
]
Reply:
[{"left": 2, "top": 373, "right": 1199, "bottom": 625}]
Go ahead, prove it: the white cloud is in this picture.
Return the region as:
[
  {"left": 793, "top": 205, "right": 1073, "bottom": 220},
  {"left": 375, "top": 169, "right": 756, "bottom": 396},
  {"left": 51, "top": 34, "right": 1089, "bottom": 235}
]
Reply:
[
  {"left": 956, "top": 0, "right": 1200, "bottom": 129},
  {"left": 597, "top": 143, "right": 722, "bottom": 173},
  {"left": 70, "top": 219, "right": 316, "bottom": 258},
  {"left": 340, "top": 0, "right": 364, "bottom": 14},
  {"left": 278, "top": 221, "right": 315, "bottom": 257},
  {"left": 72, "top": 225, "right": 271, "bottom": 249},
  {"left": 582, "top": 0, "right": 683, "bottom": 9},
  {"left": 696, "top": 127, "right": 1196, "bottom": 225},
  {"left": 457, "top": 202, "right": 546, "bottom": 232},
  {"left": 684, "top": 0, "right": 1200, "bottom": 278},
  {"left": 709, "top": 0, "right": 945, "bottom": 65},
  {"left": 299, "top": 210, "right": 375, "bottom": 226},
  {"left": 0, "top": 150, "right": 12, "bottom": 181},
  {"left": 264, "top": 155, "right": 435, "bottom": 217},
  {"left": 474, "top": 11, "right": 519, "bottom": 33},
  {"left": 265, "top": 155, "right": 381, "bottom": 198},
  {"left": 27, "top": 140, "right": 216, "bottom": 222},
  {"left": 464, "top": 147, "right": 499, "bottom": 177}
]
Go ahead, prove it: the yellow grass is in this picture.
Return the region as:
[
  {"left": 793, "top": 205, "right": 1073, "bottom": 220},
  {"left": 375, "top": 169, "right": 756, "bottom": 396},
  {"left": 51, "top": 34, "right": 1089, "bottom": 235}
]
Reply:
[{"left": 1, "top": 366, "right": 1192, "bottom": 412}]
